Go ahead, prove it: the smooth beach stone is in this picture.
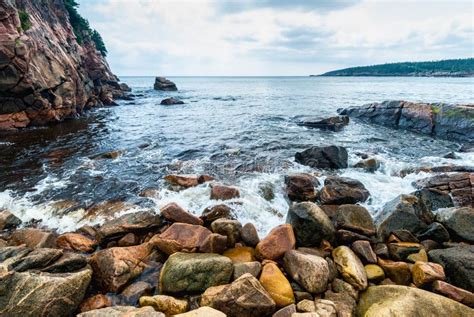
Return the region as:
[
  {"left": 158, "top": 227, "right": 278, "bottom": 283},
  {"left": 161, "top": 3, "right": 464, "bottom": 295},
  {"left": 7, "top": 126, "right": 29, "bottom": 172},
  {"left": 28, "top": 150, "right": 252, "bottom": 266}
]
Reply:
[
  {"left": 283, "top": 250, "right": 329, "bottom": 294},
  {"left": 160, "top": 252, "right": 233, "bottom": 293},
  {"left": 406, "top": 249, "right": 428, "bottom": 263},
  {"left": 286, "top": 202, "right": 335, "bottom": 247},
  {"left": 333, "top": 204, "right": 376, "bottom": 236},
  {"left": 174, "top": 306, "right": 226, "bottom": 317},
  {"left": 256, "top": 224, "right": 296, "bottom": 260},
  {"left": 356, "top": 285, "right": 473, "bottom": 317},
  {"left": 233, "top": 261, "right": 262, "bottom": 280},
  {"left": 412, "top": 261, "right": 445, "bottom": 287},
  {"left": 284, "top": 173, "right": 319, "bottom": 202},
  {"left": 259, "top": 262, "right": 295, "bottom": 307},
  {"left": 332, "top": 246, "right": 368, "bottom": 290},
  {"left": 331, "top": 278, "right": 358, "bottom": 300},
  {"left": 139, "top": 295, "right": 188, "bottom": 315},
  {"left": 351, "top": 240, "right": 377, "bottom": 264},
  {"left": 364, "top": 264, "right": 385, "bottom": 283},
  {"left": 223, "top": 246, "right": 255, "bottom": 263},
  {"left": 377, "top": 258, "right": 412, "bottom": 286},
  {"left": 160, "top": 202, "right": 204, "bottom": 225},
  {"left": 387, "top": 242, "right": 422, "bottom": 261},
  {"left": 210, "top": 218, "right": 242, "bottom": 247},
  {"left": 78, "top": 306, "right": 164, "bottom": 317},
  {"left": 57, "top": 233, "right": 97, "bottom": 252},
  {"left": 241, "top": 223, "right": 260, "bottom": 247},
  {"left": 324, "top": 290, "right": 356, "bottom": 317},
  {"left": 200, "top": 273, "right": 276, "bottom": 317}
]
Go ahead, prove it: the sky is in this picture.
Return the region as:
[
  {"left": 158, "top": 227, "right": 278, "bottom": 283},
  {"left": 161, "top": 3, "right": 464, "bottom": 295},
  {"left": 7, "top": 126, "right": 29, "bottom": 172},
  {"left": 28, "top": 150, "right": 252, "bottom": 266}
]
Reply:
[{"left": 76, "top": 0, "right": 474, "bottom": 76}]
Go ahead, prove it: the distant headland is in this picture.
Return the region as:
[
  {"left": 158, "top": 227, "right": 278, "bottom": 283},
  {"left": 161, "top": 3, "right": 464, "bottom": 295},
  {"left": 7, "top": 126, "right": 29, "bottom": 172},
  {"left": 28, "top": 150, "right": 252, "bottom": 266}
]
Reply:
[{"left": 314, "top": 58, "right": 474, "bottom": 77}]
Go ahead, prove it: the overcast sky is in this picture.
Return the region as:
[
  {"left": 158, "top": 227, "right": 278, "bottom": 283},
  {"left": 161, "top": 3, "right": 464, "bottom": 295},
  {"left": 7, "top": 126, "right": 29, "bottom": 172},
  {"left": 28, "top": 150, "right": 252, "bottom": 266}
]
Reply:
[{"left": 77, "top": 0, "right": 474, "bottom": 76}]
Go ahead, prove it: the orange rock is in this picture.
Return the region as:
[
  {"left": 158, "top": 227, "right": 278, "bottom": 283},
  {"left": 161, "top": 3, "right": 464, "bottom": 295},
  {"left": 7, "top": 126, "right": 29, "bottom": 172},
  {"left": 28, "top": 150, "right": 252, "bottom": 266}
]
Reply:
[
  {"left": 9, "top": 228, "right": 57, "bottom": 248},
  {"left": 164, "top": 174, "right": 214, "bottom": 188},
  {"left": 223, "top": 246, "right": 255, "bottom": 263},
  {"left": 210, "top": 184, "right": 240, "bottom": 200},
  {"left": 160, "top": 202, "right": 204, "bottom": 225},
  {"left": 412, "top": 261, "right": 445, "bottom": 287},
  {"left": 378, "top": 258, "right": 411, "bottom": 286},
  {"left": 256, "top": 224, "right": 296, "bottom": 260},
  {"left": 259, "top": 262, "right": 295, "bottom": 307},
  {"left": 151, "top": 223, "right": 212, "bottom": 254},
  {"left": 80, "top": 294, "right": 111, "bottom": 313},
  {"left": 57, "top": 233, "right": 97, "bottom": 252}
]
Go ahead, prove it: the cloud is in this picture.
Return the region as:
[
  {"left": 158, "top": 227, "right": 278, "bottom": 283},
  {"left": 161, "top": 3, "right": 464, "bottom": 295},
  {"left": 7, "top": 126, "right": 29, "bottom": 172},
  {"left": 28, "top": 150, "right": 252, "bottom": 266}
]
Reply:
[{"left": 76, "top": 0, "right": 473, "bottom": 76}]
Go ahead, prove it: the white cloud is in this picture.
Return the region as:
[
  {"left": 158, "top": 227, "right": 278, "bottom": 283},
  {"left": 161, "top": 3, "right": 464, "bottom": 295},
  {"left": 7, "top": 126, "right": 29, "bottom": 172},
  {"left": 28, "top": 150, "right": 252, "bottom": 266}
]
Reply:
[{"left": 77, "top": 0, "right": 473, "bottom": 75}]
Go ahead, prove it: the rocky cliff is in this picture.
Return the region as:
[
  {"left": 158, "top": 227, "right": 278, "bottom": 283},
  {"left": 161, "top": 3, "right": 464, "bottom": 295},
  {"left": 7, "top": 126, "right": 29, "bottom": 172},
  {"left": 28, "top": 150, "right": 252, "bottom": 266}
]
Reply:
[{"left": 0, "top": 0, "right": 128, "bottom": 130}]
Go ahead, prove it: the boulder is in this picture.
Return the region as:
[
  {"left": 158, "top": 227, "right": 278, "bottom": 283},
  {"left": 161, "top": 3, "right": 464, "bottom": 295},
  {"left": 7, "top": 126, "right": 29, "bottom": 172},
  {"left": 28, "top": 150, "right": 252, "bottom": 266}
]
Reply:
[
  {"left": 151, "top": 223, "right": 212, "bottom": 254},
  {"left": 259, "top": 262, "right": 295, "bottom": 307},
  {"left": 255, "top": 224, "right": 296, "bottom": 260},
  {"left": 210, "top": 184, "right": 240, "bottom": 200},
  {"left": 412, "top": 188, "right": 454, "bottom": 211},
  {"left": 429, "top": 245, "right": 474, "bottom": 292},
  {"left": 200, "top": 273, "right": 276, "bottom": 317},
  {"left": 377, "top": 258, "right": 412, "bottom": 286},
  {"left": 356, "top": 285, "right": 472, "bottom": 317},
  {"left": 376, "top": 194, "right": 434, "bottom": 239},
  {"left": 351, "top": 240, "right": 377, "bottom": 264},
  {"left": 210, "top": 219, "right": 242, "bottom": 247},
  {"left": 0, "top": 269, "right": 92, "bottom": 317},
  {"left": 295, "top": 146, "right": 348, "bottom": 169},
  {"left": 164, "top": 174, "right": 213, "bottom": 188},
  {"left": 139, "top": 295, "right": 188, "bottom": 315},
  {"left": 283, "top": 250, "right": 329, "bottom": 294},
  {"left": 9, "top": 228, "right": 57, "bottom": 248},
  {"left": 285, "top": 173, "right": 319, "bottom": 201},
  {"left": 154, "top": 77, "right": 177, "bottom": 91},
  {"left": 56, "top": 233, "right": 97, "bottom": 252},
  {"left": 199, "top": 233, "right": 228, "bottom": 254},
  {"left": 286, "top": 202, "right": 335, "bottom": 246},
  {"left": 90, "top": 243, "right": 153, "bottom": 293},
  {"left": 160, "top": 97, "right": 184, "bottom": 105},
  {"left": 416, "top": 222, "right": 450, "bottom": 242},
  {"left": 78, "top": 306, "right": 164, "bottom": 317},
  {"left": 436, "top": 207, "right": 474, "bottom": 242},
  {"left": 332, "top": 246, "right": 368, "bottom": 290},
  {"left": 241, "top": 223, "right": 260, "bottom": 247},
  {"left": 233, "top": 261, "right": 262, "bottom": 280},
  {"left": 160, "top": 252, "right": 233, "bottom": 293},
  {"left": 333, "top": 204, "right": 375, "bottom": 236},
  {"left": 10, "top": 248, "right": 63, "bottom": 272},
  {"left": 160, "top": 202, "right": 204, "bottom": 225},
  {"left": 42, "top": 252, "right": 88, "bottom": 273},
  {"left": 0, "top": 210, "right": 21, "bottom": 230},
  {"left": 297, "top": 115, "right": 349, "bottom": 132},
  {"left": 319, "top": 176, "right": 370, "bottom": 205}
]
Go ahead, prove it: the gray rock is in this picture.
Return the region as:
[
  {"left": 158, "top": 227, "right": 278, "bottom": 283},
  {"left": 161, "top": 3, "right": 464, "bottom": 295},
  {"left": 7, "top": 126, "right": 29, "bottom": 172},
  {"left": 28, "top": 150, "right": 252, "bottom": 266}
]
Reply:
[
  {"left": 160, "top": 97, "right": 184, "bottom": 105},
  {"left": 319, "top": 176, "right": 370, "bottom": 205},
  {"left": 283, "top": 250, "right": 329, "bottom": 294},
  {"left": 436, "top": 207, "right": 474, "bottom": 242},
  {"left": 333, "top": 204, "right": 375, "bottom": 236},
  {"left": 295, "top": 146, "right": 348, "bottom": 169},
  {"left": 153, "top": 77, "right": 177, "bottom": 91},
  {"left": 297, "top": 116, "right": 349, "bottom": 132}
]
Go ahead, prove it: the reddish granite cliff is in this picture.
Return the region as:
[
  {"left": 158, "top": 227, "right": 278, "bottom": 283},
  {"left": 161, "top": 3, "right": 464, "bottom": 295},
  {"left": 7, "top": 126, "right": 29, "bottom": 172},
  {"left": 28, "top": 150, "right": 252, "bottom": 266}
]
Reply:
[{"left": 0, "top": 0, "right": 128, "bottom": 130}]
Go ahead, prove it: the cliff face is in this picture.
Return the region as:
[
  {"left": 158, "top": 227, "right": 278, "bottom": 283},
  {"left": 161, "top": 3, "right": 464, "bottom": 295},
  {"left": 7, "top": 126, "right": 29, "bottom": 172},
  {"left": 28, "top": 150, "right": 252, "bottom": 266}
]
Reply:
[{"left": 0, "top": 0, "right": 128, "bottom": 130}]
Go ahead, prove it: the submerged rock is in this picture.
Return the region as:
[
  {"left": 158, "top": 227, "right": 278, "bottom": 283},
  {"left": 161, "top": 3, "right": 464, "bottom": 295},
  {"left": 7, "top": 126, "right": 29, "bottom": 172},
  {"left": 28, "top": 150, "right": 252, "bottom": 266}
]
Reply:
[
  {"left": 297, "top": 115, "right": 349, "bottom": 132},
  {"left": 210, "top": 184, "right": 240, "bottom": 200},
  {"left": 295, "top": 146, "right": 348, "bottom": 169},
  {"left": 164, "top": 174, "right": 214, "bottom": 188},
  {"left": 160, "top": 97, "right": 184, "bottom": 105},
  {"left": 154, "top": 77, "right": 178, "bottom": 91},
  {"left": 285, "top": 173, "right": 319, "bottom": 202}
]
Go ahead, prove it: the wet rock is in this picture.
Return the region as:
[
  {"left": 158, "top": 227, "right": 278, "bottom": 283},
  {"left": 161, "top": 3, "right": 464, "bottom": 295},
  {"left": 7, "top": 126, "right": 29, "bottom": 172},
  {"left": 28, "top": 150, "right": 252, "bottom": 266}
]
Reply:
[
  {"left": 241, "top": 223, "right": 260, "bottom": 247},
  {"left": 154, "top": 77, "right": 177, "bottom": 91},
  {"left": 286, "top": 202, "right": 335, "bottom": 246},
  {"left": 351, "top": 240, "right": 377, "bottom": 264},
  {"left": 92, "top": 150, "right": 122, "bottom": 160},
  {"left": 96, "top": 211, "right": 162, "bottom": 244},
  {"left": 200, "top": 204, "right": 233, "bottom": 225},
  {"left": 199, "top": 233, "right": 228, "bottom": 254},
  {"left": 160, "top": 202, "right": 203, "bottom": 225},
  {"left": 412, "top": 261, "right": 445, "bottom": 287},
  {"left": 353, "top": 157, "right": 380, "bottom": 172},
  {"left": 0, "top": 269, "right": 92, "bottom": 316},
  {"left": 160, "top": 252, "right": 233, "bottom": 293},
  {"left": 429, "top": 245, "right": 474, "bottom": 291},
  {"left": 78, "top": 306, "right": 164, "bottom": 317},
  {"left": 285, "top": 173, "right": 319, "bottom": 202},
  {"left": 200, "top": 273, "right": 276, "bottom": 317},
  {"left": 272, "top": 304, "right": 296, "bottom": 317},
  {"left": 43, "top": 252, "right": 87, "bottom": 273},
  {"left": 164, "top": 174, "right": 213, "bottom": 188},
  {"left": 57, "top": 233, "right": 97, "bottom": 252},
  {"left": 295, "top": 145, "right": 348, "bottom": 169},
  {"left": 223, "top": 246, "right": 255, "bottom": 263},
  {"left": 324, "top": 290, "right": 356, "bottom": 317},
  {"left": 259, "top": 262, "right": 295, "bottom": 307},
  {"left": 210, "top": 184, "right": 240, "bottom": 200},
  {"left": 336, "top": 229, "right": 371, "bottom": 245},
  {"left": 139, "top": 295, "right": 188, "bottom": 315},
  {"left": 364, "top": 264, "right": 385, "bottom": 283},
  {"left": 333, "top": 204, "right": 375, "bottom": 236},
  {"left": 118, "top": 232, "right": 139, "bottom": 247},
  {"left": 319, "top": 176, "right": 370, "bottom": 205},
  {"left": 432, "top": 280, "right": 474, "bottom": 307},
  {"left": 356, "top": 285, "right": 472, "bottom": 317},
  {"left": 9, "top": 228, "right": 57, "bottom": 248},
  {"left": 389, "top": 229, "right": 419, "bottom": 243},
  {"left": 174, "top": 307, "right": 226, "bottom": 317},
  {"left": 211, "top": 218, "right": 242, "bottom": 247},
  {"left": 80, "top": 294, "right": 112, "bottom": 313},
  {"left": 9, "top": 248, "right": 62, "bottom": 272},
  {"left": 160, "top": 97, "right": 184, "bottom": 105},
  {"left": 283, "top": 250, "right": 329, "bottom": 294},
  {"left": 376, "top": 194, "right": 434, "bottom": 239},
  {"left": 377, "top": 258, "right": 411, "bottom": 285},
  {"left": 0, "top": 210, "right": 21, "bottom": 230},
  {"left": 406, "top": 249, "right": 428, "bottom": 263},
  {"left": 234, "top": 261, "right": 262, "bottom": 280},
  {"left": 255, "top": 224, "right": 296, "bottom": 260},
  {"left": 387, "top": 242, "right": 422, "bottom": 261},
  {"left": 120, "top": 281, "right": 153, "bottom": 305},
  {"left": 332, "top": 246, "right": 367, "bottom": 290},
  {"left": 259, "top": 181, "right": 275, "bottom": 201},
  {"left": 90, "top": 243, "right": 153, "bottom": 293},
  {"left": 151, "top": 223, "right": 211, "bottom": 254},
  {"left": 0, "top": 246, "right": 31, "bottom": 263},
  {"left": 416, "top": 222, "right": 450, "bottom": 242},
  {"left": 436, "top": 207, "right": 474, "bottom": 242},
  {"left": 297, "top": 115, "right": 349, "bottom": 132},
  {"left": 412, "top": 188, "right": 454, "bottom": 211}
]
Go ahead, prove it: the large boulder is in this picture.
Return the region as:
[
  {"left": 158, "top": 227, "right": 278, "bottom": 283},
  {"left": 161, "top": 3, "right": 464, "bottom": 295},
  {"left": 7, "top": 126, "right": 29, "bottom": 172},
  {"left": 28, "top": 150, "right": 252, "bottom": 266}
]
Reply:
[
  {"left": 376, "top": 194, "right": 434, "bottom": 239},
  {"left": 333, "top": 204, "right": 376, "bottom": 236},
  {"left": 319, "top": 176, "right": 370, "bottom": 205},
  {"left": 150, "top": 223, "right": 212, "bottom": 254},
  {"left": 154, "top": 77, "right": 177, "bottom": 91},
  {"left": 160, "top": 202, "right": 203, "bottom": 225},
  {"left": 0, "top": 269, "right": 92, "bottom": 317},
  {"left": 9, "top": 228, "right": 57, "bottom": 248},
  {"left": 160, "top": 252, "right": 233, "bottom": 293},
  {"left": 285, "top": 173, "right": 319, "bottom": 202},
  {"left": 436, "top": 207, "right": 474, "bottom": 242},
  {"left": 429, "top": 245, "right": 474, "bottom": 292},
  {"left": 286, "top": 202, "right": 335, "bottom": 246},
  {"left": 283, "top": 250, "right": 329, "bottom": 294},
  {"left": 200, "top": 273, "right": 276, "bottom": 317},
  {"left": 56, "top": 233, "right": 97, "bottom": 253},
  {"left": 356, "top": 285, "right": 472, "bottom": 316},
  {"left": 295, "top": 146, "right": 348, "bottom": 169},
  {"left": 297, "top": 116, "right": 349, "bottom": 132}
]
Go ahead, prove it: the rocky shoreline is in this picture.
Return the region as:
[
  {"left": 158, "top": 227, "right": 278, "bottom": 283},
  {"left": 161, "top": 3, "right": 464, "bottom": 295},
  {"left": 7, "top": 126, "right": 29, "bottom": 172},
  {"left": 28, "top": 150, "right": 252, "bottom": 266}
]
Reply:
[{"left": 1, "top": 163, "right": 473, "bottom": 316}]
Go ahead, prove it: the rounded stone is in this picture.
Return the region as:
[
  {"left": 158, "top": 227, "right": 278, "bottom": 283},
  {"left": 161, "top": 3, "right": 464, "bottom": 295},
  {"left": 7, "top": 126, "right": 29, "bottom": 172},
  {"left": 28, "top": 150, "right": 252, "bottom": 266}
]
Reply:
[
  {"left": 332, "top": 246, "right": 368, "bottom": 290},
  {"left": 259, "top": 262, "right": 295, "bottom": 308}
]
